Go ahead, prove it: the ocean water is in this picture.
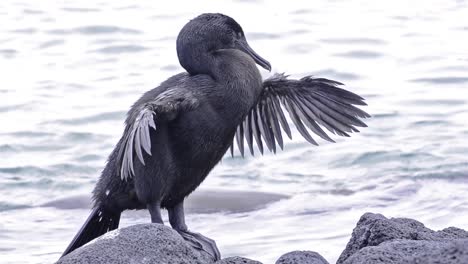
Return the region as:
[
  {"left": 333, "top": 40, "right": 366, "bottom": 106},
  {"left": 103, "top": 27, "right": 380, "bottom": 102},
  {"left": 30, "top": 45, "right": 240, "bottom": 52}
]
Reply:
[{"left": 1, "top": 0, "right": 468, "bottom": 263}]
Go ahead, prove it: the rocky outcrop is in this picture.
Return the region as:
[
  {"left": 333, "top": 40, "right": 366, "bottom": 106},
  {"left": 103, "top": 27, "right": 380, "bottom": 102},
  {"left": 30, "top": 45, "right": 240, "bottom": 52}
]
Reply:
[
  {"left": 276, "top": 251, "right": 329, "bottom": 264},
  {"left": 56, "top": 213, "right": 468, "bottom": 264},
  {"left": 338, "top": 212, "right": 468, "bottom": 264},
  {"left": 342, "top": 239, "right": 468, "bottom": 264},
  {"left": 216, "top": 256, "right": 262, "bottom": 264},
  {"left": 56, "top": 224, "right": 215, "bottom": 264}
]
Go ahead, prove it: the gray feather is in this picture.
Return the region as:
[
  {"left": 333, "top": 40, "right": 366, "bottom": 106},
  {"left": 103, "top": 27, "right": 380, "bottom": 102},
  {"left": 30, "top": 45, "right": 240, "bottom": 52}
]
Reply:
[
  {"left": 236, "top": 123, "right": 245, "bottom": 157},
  {"left": 118, "top": 88, "right": 199, "bottom": 180},
  {"left": 282, "top": 97, "right": 318, "bottom": 145},
  {"left": 135, "top": 126, "right": 145, "bottom": 165},
  {"left": 229, "top": 73, "right": 368, "bottom": 157},
  {"left": 260, "top": 101, "right": 276, "bottom": 153},
  {"left": 230, "top": 140, "right": 234, "bottom": 157},
  {"left": 271, "top": 95, "right": 292, "bottom": 139},
  {"left": 299, "top": 96, "right": 352, "bottom": 136},
  {"left": 266, "top": 96, "right": 283, "bottom": 149},
  {"left": 304, "top": 94, "right": 359, "bottom": 132},
  {"left": 251, "top": 107, "right": 264, "bottom": 154},
  {"left": 245, "top": 111, "right": 254, "bottom": 155},
  {"left": 291, "top": 94, "right": 335, "bottom": 143},
  {"left": 141, "top": 123, "right": 151, "bottom": 155}
]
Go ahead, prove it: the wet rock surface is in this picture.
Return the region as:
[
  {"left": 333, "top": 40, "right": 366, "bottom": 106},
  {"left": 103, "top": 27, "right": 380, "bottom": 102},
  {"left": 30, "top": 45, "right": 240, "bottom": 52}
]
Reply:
[
  {"left": 342, "top": 239, "right": 468, "bottom": 264},
  {"left": 56, "top": 213, "right": 468, "bottom": 264},
  {"left": 56, "top": 224, "right": 215, "bottom": 264},
  {"left": 276, "top": 251, "right": 329, "bottom": 264},
  {"left": 338, "top": 213, "right": 468, "bottom": 264},
  {"left": 216, "top": 256, "right": 263, "bottom": 264}
]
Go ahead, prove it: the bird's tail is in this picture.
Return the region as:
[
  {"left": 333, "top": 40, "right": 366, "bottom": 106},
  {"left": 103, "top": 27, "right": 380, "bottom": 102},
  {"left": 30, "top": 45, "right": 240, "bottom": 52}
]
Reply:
[{"left": 61, "top": 207, "right": 121, "bottom": 257}]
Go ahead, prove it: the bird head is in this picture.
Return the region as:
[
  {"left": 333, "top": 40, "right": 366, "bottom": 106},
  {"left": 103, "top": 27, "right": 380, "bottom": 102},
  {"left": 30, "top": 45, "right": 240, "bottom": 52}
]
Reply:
[{"left": 177, "top": 13, "right": 271, "bottom": 75}]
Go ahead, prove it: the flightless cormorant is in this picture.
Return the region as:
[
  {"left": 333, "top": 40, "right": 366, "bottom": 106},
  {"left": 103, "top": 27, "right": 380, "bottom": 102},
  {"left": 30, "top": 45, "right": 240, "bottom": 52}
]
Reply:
[{"left": 61, "top": 13, "right": 370, "bottom": 260}]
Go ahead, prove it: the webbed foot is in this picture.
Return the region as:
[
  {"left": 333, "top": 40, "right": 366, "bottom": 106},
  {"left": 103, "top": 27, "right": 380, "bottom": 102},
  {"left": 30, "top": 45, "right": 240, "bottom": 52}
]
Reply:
[{"left": 176, "top": 229, "right": 221, "bottom": 261}]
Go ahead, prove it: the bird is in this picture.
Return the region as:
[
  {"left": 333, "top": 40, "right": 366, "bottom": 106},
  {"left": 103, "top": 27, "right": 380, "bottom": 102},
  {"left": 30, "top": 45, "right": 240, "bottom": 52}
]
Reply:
[{"left": 60, "top": 13, "right": 370, "bottom": 261}]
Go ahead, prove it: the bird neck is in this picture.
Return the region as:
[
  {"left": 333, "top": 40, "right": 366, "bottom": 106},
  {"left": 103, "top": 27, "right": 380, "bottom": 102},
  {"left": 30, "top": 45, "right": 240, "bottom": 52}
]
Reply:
[
  {"left": 208, "top": 49, "right": 263, "bottom": 125},
  {"left": 210, "top": 49, "right": 262, "bottom": 90}
]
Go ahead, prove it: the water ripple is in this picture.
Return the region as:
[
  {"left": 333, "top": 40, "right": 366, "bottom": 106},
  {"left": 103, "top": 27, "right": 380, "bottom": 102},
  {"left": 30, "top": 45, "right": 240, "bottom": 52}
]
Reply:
[
  {"left": 413, "top": 171, "right": 468, "bottom": 181},
  {"left": 93, "top": 44, "right": 149, "bottom": 54},
  {"left": 10, "top": 28, "right": 37, "bottom": 34},
  {"left": 61, "top": 132, "right": 107, "bottom": 142},
  {"left": 408, "top": 120, "right": 451, "bottom": 127},
  {"left": 0, "top": 202, "right": 31, "bottom": 212},
  {"left": 248, "top": 32, "right": 281, "bottom": 40},
  {"left": 61, "top": 7, "right": 100, "bottom": 12},
  {"left": 76, "top": 154, "right": 102, "bottom": 162},
  {"left": 404, "top": 99, "right": 465, "bottom": 106},
  {"left": 4, "top": 131, "right": 53, "bottom": 138},
  {"left": 314, "top": 69, "right": 361, "bottom": 80},
  {"left": 285, "top": 43, "right": 319, "bottom": 54},
  {"left": 160, "top": 64, "right": 179, "bottom": 72},
  {"left": 47, "top": 26, "right": 142, "bottom": 35},
  {"left": 50, "top": 111, "right": 126, "bottom": 125},
  {"left": 0, "top": 166, "right": 53, "bottom": 176},
  {"left": 38, "top": 39, "right": 65, "bottom": 49},
  {"left": 0, "top": 144, "right": 68, "bottom": 153},
  {"left": 0, "top": 49, "right": 17, "bottom": 58},
  {"left": 23, "top": 9, "right": 44, "bottom": 15},
  {"left": 410, "top": 77, "right": 468, "bottom": 84},
  {"left": 320, "top": 38, "right": 386, "bottom": 45},
  {"left": 333, "top": 50, "right": 383, "bottom": 59}
]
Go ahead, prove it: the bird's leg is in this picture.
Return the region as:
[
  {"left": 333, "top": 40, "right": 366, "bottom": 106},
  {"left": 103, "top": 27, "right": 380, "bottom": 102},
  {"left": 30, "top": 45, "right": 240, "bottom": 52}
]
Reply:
[
  {"left": 147, "top": 201, "right": 163, "bottom": 224},
  {"left": 168, "top": 201, "right": 221, "bottom": 260}
]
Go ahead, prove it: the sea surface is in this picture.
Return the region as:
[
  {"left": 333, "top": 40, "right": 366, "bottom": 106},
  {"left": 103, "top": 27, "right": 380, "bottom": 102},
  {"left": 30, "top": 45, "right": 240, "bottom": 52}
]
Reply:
[{"left": 1, "top": 0, "right": 468, "bottom": 263}]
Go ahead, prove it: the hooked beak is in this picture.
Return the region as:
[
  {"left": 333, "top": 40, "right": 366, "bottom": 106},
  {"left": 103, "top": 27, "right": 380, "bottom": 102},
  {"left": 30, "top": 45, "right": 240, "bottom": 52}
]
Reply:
[{"left": 238, "top": 40, "right": 271, "bottom": 72}]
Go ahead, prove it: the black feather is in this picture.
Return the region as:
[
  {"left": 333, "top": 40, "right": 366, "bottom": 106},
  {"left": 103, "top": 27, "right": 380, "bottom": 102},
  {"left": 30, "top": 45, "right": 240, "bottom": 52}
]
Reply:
[
  {"left": 244, "top": 112, "right": 255, "bottom": 155},
  {"left": 236, "top": 123, "right": 245, "bottom": 157},
  {"left": 231, "top": 73, "right": 369, "bottom": 156},
  {"left": 271, "top": 95, "right": 292, "bottom": 139},
  {"left": 282, "top": 97, "right": 318, "bottom": 145},
  {"left": 266, "top": 96, "right": 284, "bottom": 150},
  {"left": 251, "top": 107, "right": 264, "bottom": 154},
  {"left": 259, "top": 101, "right": 276, "bottom": 153},
  {"left": 291, "top": 94, "right": 335, "bottom": 142}
]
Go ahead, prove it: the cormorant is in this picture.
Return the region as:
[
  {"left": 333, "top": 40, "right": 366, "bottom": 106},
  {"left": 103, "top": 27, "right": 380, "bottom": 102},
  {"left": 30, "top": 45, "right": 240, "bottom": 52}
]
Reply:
[{"left": 61, "top": 13, "right": 369, "bottom": 260}]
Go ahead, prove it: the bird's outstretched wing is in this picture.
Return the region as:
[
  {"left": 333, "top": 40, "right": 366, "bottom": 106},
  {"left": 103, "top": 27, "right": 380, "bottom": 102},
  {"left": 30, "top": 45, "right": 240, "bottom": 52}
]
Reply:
[
  {"left": 230, "top": 73, "right": 370, "bottom": 156},
  {"left": 117, "top": 88, "right": 199, "bottom": 180}
]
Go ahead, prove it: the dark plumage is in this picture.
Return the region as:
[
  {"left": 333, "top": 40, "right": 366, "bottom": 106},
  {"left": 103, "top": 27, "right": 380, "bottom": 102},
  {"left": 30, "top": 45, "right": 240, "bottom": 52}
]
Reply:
[{"left": 61, "top": 13, "right": 369, "bottom": 260}]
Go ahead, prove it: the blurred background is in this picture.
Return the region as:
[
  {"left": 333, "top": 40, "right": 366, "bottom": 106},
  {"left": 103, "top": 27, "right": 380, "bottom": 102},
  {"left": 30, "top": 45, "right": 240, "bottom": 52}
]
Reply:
[{"left": 1, "top": 0, "right": 468, "bottom": 263}]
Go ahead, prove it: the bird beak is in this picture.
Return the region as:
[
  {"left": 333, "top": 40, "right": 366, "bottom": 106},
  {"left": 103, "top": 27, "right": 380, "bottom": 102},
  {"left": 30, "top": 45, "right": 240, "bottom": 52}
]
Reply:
[{"left": 238, "top": 40, "right": 272, "bottom": 72}]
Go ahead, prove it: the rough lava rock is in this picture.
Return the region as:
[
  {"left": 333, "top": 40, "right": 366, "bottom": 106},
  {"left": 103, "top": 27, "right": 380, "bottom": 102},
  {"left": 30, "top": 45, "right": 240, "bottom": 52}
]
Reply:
[
  {"left": 56, "top": 213, "right": 468, "bottom": 264},
  {"left": 56, "top": 223, "right": 215, "bottom": 264},
  {"left": 338, "top": 212, "right": 468, "bottom": 264},
  {"left": 343, "top": 239, "right": 468, "bottom": 264},
  {"left": 216, "top": 256, "right": 263, "bottom": 264},
  {"left": 276, "top": 251, "right": 329, "bottom": 264}
]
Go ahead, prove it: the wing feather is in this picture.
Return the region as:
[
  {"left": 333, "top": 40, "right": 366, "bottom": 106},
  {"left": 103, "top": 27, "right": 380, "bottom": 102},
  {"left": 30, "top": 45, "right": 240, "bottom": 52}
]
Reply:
[
  {"left": 282, "top": 96, "right": 318, "bottom": 145},
  {"left": 245, "top": 111, "right": 255, "bottom": 155},
  {"left": 258, "top": 101, "right": 276, "bottom": 153},
  {"left": 232, "top": 73, "right": 369, "bottom": 156},
  {"left": 251, "top": 106, "right": 264, "bottom": 155},
  {"left": 291, "top": 94, "right": 334, "bottom": 142},
  {"left": 117, "top": 88, "right": 198, "bottom": 180},
  {"left": 236, "top": 123, "right": 245, "bottom": 157},
  {"left": 271, "top": 94, "right": 292, "bottom": 139},
  {"left": 266, "top": 96, "right": 284, "bottom": 150},
  {"left": 135, "top": 127, "right": 144, "bottom": 165}
]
